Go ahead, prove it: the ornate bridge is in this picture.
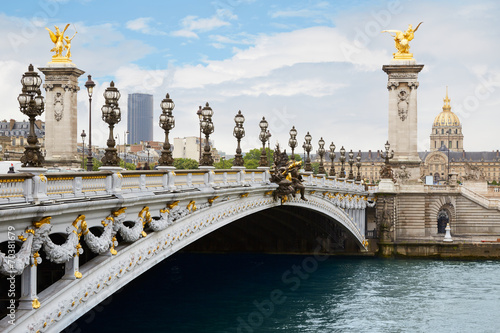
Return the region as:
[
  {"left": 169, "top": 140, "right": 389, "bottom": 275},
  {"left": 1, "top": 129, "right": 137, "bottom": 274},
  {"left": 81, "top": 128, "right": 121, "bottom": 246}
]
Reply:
[{"left": 0, "top": 168, "right": 375, "bottom": 332}]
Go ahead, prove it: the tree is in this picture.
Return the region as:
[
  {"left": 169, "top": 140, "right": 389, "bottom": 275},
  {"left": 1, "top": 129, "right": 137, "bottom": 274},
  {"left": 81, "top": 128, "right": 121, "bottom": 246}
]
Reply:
[
  {"left": 243, "top": 148, "right": 274, "bottom": 169},
  {"left": 215, "top": 158, "right": 233, "bottom": 169},
  {"left": 311, "top": 162, "right": 319, "bottom": 174},
  {"left": 119, "top": 159, "right": 136, "bottom": 170},
  {"left": 174, "top": 158, "right": 199, "bottom": 170},
  {"left": 92, "top": 158, "right": 102, "bottom": 171}
]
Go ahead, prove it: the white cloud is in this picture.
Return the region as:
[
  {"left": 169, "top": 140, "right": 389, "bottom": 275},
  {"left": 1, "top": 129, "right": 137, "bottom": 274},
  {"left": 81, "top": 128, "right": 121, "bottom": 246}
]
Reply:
[
  {"left": 169, "top": 26, "right": 385, "bottom": 89},
  {"left": 171, "top": 14, "right": 233, "bottom": 39},
  {"left": 126, "top": 17, "right": 166, "bottom": 35}
]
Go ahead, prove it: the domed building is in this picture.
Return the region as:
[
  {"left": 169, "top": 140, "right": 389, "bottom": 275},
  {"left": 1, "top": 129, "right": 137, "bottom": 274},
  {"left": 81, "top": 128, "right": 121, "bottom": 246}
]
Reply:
[
  {"left": 419, "top": 88, "right": 500, "bottom": 184},
  {"left": 429, "top": 88, "right": 463, "bottom": 152},
  {"left": 323, "top": 87, "right": 500, "bottom": 185}
]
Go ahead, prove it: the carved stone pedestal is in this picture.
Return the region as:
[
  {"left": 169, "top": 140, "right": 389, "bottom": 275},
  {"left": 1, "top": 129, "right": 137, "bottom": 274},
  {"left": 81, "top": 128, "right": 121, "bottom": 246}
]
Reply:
[
  {"left": 383, "top": 60, "right": 423, "bottom": 181},
  {"left": 39, "top": 63, "right": 84, "bottom": 168}
]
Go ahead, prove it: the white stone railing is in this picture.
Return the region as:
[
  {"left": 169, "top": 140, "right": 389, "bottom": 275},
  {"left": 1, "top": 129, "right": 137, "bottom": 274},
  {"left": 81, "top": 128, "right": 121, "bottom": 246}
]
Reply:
[
  {"left": 81, "top": 174, "right": 108, "bottom": 194},
  {"left": 302, "top": 173, "right": 366, "bottom": 192},
  {"left": 0, "top": 168, "right": 374, "bottom": 206},
  {"left": 460, "top": 186, "right": 500, "bottom": 210},
  {"left": 0, "top": 168, "right": 272, "bottom": 205},
  {"left": 0, "top": 173, "right": 32, "bottom": 203}
]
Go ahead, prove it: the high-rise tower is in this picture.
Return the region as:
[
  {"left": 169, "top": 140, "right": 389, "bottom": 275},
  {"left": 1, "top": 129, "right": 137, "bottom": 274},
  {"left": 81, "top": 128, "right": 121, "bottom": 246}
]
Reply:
[{"left": 127, "top": 93, "right": 153, "bottom": 145}]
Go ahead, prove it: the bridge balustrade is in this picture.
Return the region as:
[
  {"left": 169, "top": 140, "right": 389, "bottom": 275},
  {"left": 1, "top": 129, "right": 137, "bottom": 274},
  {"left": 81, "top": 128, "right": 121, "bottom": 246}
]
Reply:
[
  {"left": 0, "top": 170, "right": 379, "bottom": 206},
  {"left": 0, "top": 168, "right": 273, "bottom": 205}
]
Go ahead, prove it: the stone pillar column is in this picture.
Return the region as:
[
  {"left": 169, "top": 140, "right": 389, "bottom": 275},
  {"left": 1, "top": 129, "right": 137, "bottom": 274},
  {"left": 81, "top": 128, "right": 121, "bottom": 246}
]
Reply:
[
  {"left": 39, "top": 63, "right": 85, "bottom": 168},
  {"left": 18, "top": 264, "right": 38, "bottom": 310},
  {"left": 62, "top": 255, "right": 81, "bottom": 280},
  {"left": 382, "top": 61, "right": 424, "bottom": 180}
]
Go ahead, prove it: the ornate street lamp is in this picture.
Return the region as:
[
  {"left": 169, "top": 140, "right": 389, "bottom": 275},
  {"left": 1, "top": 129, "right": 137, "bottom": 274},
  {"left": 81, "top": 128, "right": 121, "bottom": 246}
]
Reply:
[
  {"left": 348, "top": 149, "right": 355, "bottom": 180},
  {"left": 266, "top": 130, "right": 272, "bottom": 166},
  {"left": 80, "top": 130, "right": 86, "bottom": 169},
  {"left": 329, "top": 142, "right": 336, "bottom": 177},
  {"left": 85, "top": 75, "right": 95, "bottom": 171},
  {"left": 383, "top": 141, "right": 394, "bottom": 164},
  {"left": 158, "top": 93, "right": 175, "bottom": 166},
  {"left": 304, "top": 132, "right": 312, "bottom": 172},
  {"left": 124, "top": 130, "right": 129, "bottom": 165},
  {"left": 100, "top": 81, "right": 121, "bottom": 167},
  {"left": 289, "top": 126, "right": 298, "bottom": 161},
  {"left": 446, "top": 129, "right": 451, "bottom": 183},
  {"left": 18, "top": 64, "right": 45, "bottom": 167},
  {"left": 317, "top": 137, "right": 326, "bottom": 174},
  {"left": 380, "top": 141, "right": 395, "bottom": 179},
  {"left": 146, "top": 143, "right": 151, "bottom": 167},
  {"left": 258, "top": 117, "right": 269, "bottom": 167},
  {"left": 233, "top": 110, "right": 245, "bottom": 167},
  {"left": 200, "top": 102, "right": 214, "bottom": 166},
  {"left": 339, "top": 146, "right": 346, "bottom": 178},
  {"left": 356, "top": 150, "right": 362, "bottom": 182},
  {"left": 196, "top": 106, "right": 203, "bottom": 162}
]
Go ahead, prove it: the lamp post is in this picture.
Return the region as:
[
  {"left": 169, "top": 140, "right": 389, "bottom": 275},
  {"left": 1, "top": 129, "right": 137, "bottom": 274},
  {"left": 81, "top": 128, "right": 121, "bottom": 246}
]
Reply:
[
  {"left": 329, "top": 142, "right": 336, "bottom": 177},
  {"left": 158, "top": 93, "right": 175, "bottom": 166},
  {"left": 447, "top": 129, "right": 451, "bottom": 183},
  {"left": 200, "top": 103, "right": 214, "bottom": 167},
  {"left": 380, "top": 140, "right": 395, "bottom": 179},
  {"left": 382, "top": 141, "right": 394, "bottom": 164},
  {"left": 302, "top": 142, "right": 306, "bottom": 162},
  {"left": 258, "top": 117, "right": 269, "bottom": 167},
  {"left": 144, "top": 143, "right": 150, "bottom": 166},
  {"left": 339, "top": 146, "right": 346, "bottom": 178},
  {"left": 100, "top": 81, "right": 121, "bottom": 167},
  {"left": 197, "top": 106, "right": 203, "bottom": 163},
  {"left": 266, "top": 130, "right": 272, "bottom": 166},
  {"left": 80, "top": 130, "right": 86, "bottom": 169},
  {"left": 124, "top": 130, "right": 129, "bottom": 165},
  {"left": 115, "top": 134, "right": 120, "bottom": 159},
  {"left": 356, "top": 150, "right": 362, "bottom": 182},
  {"left": 317, "top": 137, "right": 326, "bottom": 174},
  {"left": 304, "top": 132, "right": 312, "bottom": 172},
  {"left": 348, "top": 149, "right": 355, "bottom": 180},
  {"left": 289, "top": 126, "right": 297, "bottom": 161},
  {"left": 232, "top": 110, "right": 245, "bottom": 167},
  {"left": 85, "top": 75, "right": 95, "bottom": 171},
  {"left": 18, "top": 64, "right": 45, "bottom": 168}
]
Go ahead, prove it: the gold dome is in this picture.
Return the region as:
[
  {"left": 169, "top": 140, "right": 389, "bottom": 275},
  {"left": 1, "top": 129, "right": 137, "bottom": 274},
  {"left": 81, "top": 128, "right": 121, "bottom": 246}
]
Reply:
[{"left": 433, "top": 87, "right": 460, "bottom": 127}]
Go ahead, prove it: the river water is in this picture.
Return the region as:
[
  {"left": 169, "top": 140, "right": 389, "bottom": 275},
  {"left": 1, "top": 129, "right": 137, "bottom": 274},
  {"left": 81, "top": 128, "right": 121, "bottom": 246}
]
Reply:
[{"left": 66, "top": 253, "right": 500, "bottom": 333}]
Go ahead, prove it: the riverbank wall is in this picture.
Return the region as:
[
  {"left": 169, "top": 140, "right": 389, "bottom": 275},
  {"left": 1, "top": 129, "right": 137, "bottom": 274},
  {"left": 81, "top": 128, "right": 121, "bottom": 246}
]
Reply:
[{"left": 376, "top": 241, "right": 500, "bottom": 259}]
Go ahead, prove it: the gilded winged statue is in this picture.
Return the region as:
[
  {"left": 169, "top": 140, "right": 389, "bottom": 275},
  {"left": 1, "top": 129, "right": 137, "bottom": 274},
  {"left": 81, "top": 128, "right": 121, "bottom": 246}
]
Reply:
[
  {"left": 382, "top": 22, "right": 422, "bottom": 59},
  {"left": 45, "top": 24, "right": 72, "bottom": 59}
]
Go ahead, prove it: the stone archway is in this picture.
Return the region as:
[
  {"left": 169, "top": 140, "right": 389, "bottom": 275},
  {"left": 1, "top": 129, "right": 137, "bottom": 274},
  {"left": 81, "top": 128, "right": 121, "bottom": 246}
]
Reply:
[
  {"left": 437, "top": 209, "right": 449, "bottom": 234},
  {"left": 433, "top": 172, "right": 440, "bottom": 184},
  {"left": 427, "top": 195, "right": 456, "bottom": 236}
]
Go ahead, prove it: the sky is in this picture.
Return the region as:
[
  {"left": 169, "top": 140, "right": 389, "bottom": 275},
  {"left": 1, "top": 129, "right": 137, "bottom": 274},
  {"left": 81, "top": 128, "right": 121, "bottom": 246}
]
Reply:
[{"left": 0, "top": 0, "right": 499, "bottom": 155}]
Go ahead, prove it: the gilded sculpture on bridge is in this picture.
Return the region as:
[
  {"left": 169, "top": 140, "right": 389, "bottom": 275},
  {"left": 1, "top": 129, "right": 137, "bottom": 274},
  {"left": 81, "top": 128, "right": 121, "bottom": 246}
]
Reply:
[
  {"left": 382, "top": 22, "right": 422, "bottom": 60},
  {"left": 271, "top": 144, "right": 306, "bottom": 203},
  {"left": 45, "top": 24, "right": 77, "bottom": 63}
]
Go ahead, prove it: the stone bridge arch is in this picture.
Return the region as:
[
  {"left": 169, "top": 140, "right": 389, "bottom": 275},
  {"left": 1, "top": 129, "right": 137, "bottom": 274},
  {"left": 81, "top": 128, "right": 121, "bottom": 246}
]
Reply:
[{"left": 1, "top": 191, "right": 368, "bottom": 332}]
